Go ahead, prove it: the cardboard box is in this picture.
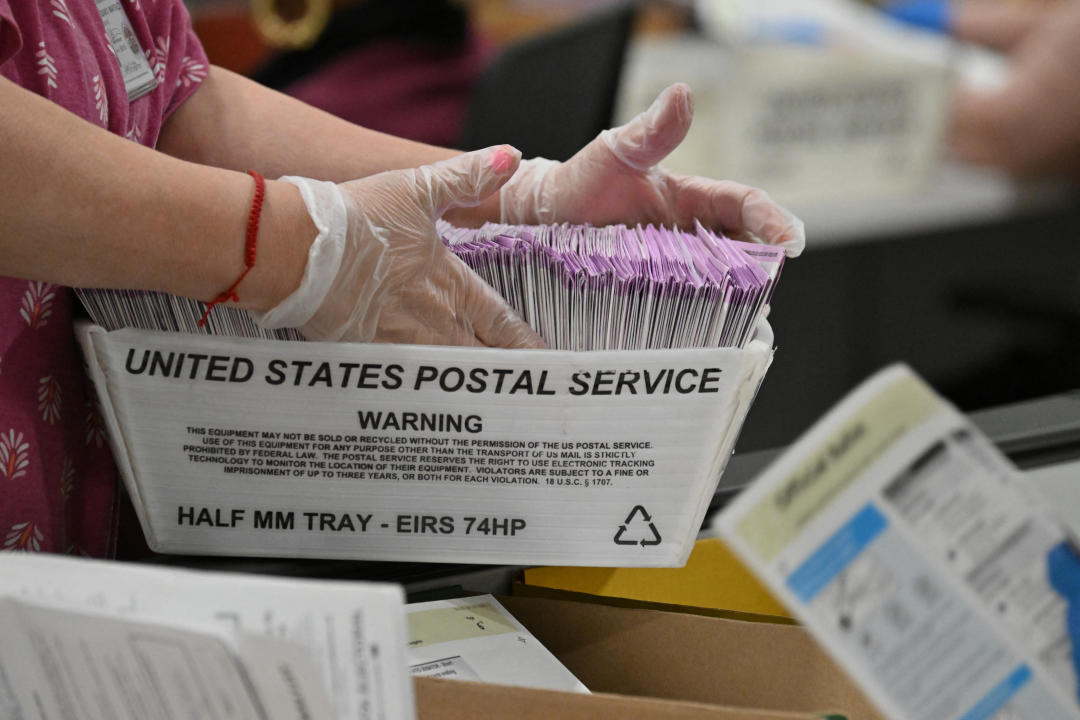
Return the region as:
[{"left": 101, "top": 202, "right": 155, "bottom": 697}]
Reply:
[
  {"left": 78, "top": 324, "right": 771, "bottom": 566},
  {"left": 414, "top": 595, "right": 885, "bottom": 719}
]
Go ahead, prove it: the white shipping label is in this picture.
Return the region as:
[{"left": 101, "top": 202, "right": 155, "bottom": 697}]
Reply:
[{"left": 81, "top": 326, "right": 770, "bottom": 566}]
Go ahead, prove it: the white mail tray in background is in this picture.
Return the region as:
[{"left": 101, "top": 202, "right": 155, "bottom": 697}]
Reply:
[
  {"left": 78, "top": 324, "right": 772, "bottom": 566},
  {"left": 617, "top": 38, "right": 950, "bottom": 206}
]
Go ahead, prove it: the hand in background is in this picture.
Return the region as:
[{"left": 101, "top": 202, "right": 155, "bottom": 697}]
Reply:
[{"left": 949, "top": 0, "right": 1080, "bottom": 178}]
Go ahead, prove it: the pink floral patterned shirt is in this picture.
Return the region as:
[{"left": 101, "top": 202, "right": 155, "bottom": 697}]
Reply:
[{"left": 0, "top": 0, "right": 208, "bottom": 555}]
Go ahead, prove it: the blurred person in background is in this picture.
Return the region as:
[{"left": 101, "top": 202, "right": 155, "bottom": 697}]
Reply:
[
  {"left": 251, "top": 0, "right": 487, "bottom": 148},
  {"left": 948, "top": 0, "right": 1080, "bottom": 179}
]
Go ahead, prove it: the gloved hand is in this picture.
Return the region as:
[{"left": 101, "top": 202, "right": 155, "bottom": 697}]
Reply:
[
  {"left": 499, "top": 83, "right": 805, "bottom": 258},
  {"left": 1049, "top": 541, "right": 1080, "bottom": 702},
  {"left": 254, "top": 146, "right": 545, "bottom": 348}
]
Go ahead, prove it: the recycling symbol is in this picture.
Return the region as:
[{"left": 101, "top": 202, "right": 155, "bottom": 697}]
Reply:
[{"left": 613, "top": 505, "right": 662, "bottom": 547}]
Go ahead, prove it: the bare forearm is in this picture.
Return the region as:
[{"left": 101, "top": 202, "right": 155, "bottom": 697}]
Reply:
[
  {"left": 0, "top": 76, "right": 314, "bottom": 310},
  {"left": 155, "top": 66, "right": 500, "bottom": 225}
]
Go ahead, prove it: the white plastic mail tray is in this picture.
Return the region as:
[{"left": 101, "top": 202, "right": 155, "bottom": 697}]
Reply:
[{"left": 78, "top": 323, "right": 772, "bottom": 566}]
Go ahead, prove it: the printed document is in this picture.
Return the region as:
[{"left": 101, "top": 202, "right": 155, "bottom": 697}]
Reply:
[
  {"left": 0, "top": 553, "right": 414, "bottom": 720},
  {"left": 0, "top": 596, "right": 334, "bottom": 720},
  {"left": 714, "top": 364, "right": 1080, "bottom": 720},
  {"left": 405, "top": 595, "right": 587, "bottom": 692}
]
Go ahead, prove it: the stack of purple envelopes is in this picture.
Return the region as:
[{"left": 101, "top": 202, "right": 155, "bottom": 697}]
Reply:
[
  {"left": 440, "top": 221, "right": 784, "bottom": 351},
  {"left": 76, "top": 286, "right": 303, "bottom": 340},
  {"left": 77, "top": 221, "right": 783, "bottom": 347}
]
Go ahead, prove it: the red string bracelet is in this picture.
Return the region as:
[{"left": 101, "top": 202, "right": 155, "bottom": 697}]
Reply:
[{"left": 198, "top": 170, "right": 265, "bottom": 327}]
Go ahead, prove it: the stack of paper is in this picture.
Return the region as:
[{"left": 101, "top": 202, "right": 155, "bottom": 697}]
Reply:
[
  {"left": 77, "top": 287, "right": 301, "bottom": 340},
  {"left": 0, "top": 598, "right": 335, "bottom": 720},
  {"left": 76, "top": 221, "right": 782, "bottom": 350},
  {"left": 441, "top": 221, "right": 783, "bottom": 350},
  {"left": 0, "top": 553, "right": 414, "bottom": 720}
]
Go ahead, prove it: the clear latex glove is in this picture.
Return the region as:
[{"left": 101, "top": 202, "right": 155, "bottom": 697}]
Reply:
[
  {"left": 254, "top": 146, "right": 545, "bottom": 348},
  {"left": 499, "top": 83, "right": 805, "bottom": 258}
]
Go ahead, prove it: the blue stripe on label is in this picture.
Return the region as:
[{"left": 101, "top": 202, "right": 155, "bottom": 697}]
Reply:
[
  {"left": 958, "top": 665, "right": 1032, "bottom": 720},
  {"left": 786, "top": 503, "right": 888, "bottom": 603}
]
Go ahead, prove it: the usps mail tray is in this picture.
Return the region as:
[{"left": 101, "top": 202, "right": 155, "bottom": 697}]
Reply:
[{"left": 78, "top": 324, "right": 771, "bottom": 566}]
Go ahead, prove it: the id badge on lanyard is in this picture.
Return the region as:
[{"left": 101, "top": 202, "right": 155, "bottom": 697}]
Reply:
[{"left": 95, "top": 0, "right": 157, "bottom": 101}]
